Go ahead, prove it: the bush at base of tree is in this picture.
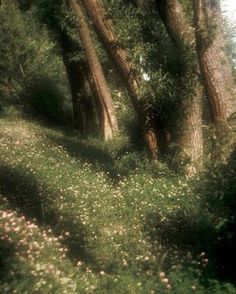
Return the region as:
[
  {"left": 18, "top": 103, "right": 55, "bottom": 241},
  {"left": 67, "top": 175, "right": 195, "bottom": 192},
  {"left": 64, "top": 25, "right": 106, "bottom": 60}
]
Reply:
[{"left": 25, "top": 78, "right": 64, "bottom": 123}]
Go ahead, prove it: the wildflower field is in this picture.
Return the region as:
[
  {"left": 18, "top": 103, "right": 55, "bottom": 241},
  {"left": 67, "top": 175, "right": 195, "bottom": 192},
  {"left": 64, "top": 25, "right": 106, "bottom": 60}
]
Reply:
[{"left": 0, "top": 114, "right": 235, "bottom": 293}]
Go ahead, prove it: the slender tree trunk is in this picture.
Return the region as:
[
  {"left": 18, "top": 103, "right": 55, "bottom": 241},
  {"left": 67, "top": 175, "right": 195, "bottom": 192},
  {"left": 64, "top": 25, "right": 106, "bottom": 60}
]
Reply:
[
  {"left": 80, "top": 0, "right": 159, "bottom": 159},
  {"left": 192, "top": 0, "right": 236, "bottom": 160},
  {"left": 69, "top": 0, "right": 118, "bottom": 140},
  {"left": 156, "top": 0, "right": 203, "bottom": 174},
  {"left": 60, "top": 32, "right": 95, "bottom": 133}
]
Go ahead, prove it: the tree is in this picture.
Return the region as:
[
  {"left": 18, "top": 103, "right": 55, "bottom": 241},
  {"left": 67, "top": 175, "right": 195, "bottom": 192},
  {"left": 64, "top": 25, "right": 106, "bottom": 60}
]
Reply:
[
  {"left": 156, "top": 0, "right": 204, "bottom": 174},
  {"left": 59, "top": 31, "right": 95, "bottom": 133},
  {"left": 68, "top": 0, "right": 118, "bottom": 140},
  {"left": 192, "top": 0, "right": 236, "bottom": 160},
  {"left": 21, "top": 0, "right": 95, "bottom": 131},
  {"left": 80, "top": 0, "right": 159, "bottom": 159}
]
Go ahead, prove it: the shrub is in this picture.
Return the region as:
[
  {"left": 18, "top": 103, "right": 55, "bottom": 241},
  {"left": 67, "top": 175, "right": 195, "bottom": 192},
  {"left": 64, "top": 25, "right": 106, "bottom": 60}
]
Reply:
[
  {"left": 198, "top": 149, "right": 236, "bottom": 280},
  {"left": 26, "top": 78, "right": 64, "bottom": 123}
]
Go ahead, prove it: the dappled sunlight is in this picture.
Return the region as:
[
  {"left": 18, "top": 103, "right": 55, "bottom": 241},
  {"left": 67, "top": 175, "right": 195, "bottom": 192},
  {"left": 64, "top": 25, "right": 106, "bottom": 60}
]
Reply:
[
  {"left": 1, "top": 0, "right": 236, "bottom": 291},
  {"left": 1, "top": 116, "right": 235, "bottom": 292}
]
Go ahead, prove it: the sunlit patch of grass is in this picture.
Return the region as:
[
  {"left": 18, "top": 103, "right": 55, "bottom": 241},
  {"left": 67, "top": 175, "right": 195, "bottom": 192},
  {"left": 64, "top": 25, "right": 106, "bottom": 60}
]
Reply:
[
  {"left": 0, "top": 115, "right": 235, "bottom": 293},
  {"left": 0, "top": 197, "right": 78, "bottom": 293}
]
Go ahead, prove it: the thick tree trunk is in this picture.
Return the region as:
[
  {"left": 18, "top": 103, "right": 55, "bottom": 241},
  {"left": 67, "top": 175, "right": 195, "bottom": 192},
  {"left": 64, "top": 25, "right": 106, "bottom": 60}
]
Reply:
[
  {"left": 69, "top": 0, "right": 118, "bottom": 140},
  {"left": 179, "top": 88, "right": 203, "bottom": 174},
  {"left": 60, "top": 32, "right": 95, "bottom": 133},
  {"left": 193, "top": 0, "right": 236, "bottom": 160},
  {"left": 156, "top": 0, "right": 204, "bottom": 174},
  {"left": 80, "top": 0, "right": 159, "bottom": 159}
]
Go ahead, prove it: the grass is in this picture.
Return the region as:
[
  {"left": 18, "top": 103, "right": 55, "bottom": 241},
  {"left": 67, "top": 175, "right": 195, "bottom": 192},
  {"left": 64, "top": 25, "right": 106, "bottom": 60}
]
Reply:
[{"left": 0, "top": 114, "right": 235, "bottom": 293}]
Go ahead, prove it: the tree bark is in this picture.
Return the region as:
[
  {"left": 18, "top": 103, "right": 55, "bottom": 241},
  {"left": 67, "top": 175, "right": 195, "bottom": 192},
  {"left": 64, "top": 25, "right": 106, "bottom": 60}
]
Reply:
[
  {"left": 192, "top": 0, "right": 236, "bottom": 160},
  {"left": 69, "top": 0, "right": 118, "bottom": 140},
  {"left": 156, "top": 0, "right": 204, "bottom": 175},
  {"left": 80, "top": 0, "right": 159, "bottom": 159},
  {"left": 60, "top": 31, "right": 95, "bottom": 133}
]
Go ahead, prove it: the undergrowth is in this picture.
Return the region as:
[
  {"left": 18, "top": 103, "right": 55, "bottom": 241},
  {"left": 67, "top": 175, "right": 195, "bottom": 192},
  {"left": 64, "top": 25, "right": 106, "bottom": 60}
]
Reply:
[{"left": 0, "top": 115, "right": 235, "bottom": 293}]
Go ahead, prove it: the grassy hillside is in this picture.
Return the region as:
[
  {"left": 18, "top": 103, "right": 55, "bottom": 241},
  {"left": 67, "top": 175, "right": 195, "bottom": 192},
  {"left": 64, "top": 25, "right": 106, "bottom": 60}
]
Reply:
[{"left": 0, "top": 114, "right": 235, "bottom": 293}]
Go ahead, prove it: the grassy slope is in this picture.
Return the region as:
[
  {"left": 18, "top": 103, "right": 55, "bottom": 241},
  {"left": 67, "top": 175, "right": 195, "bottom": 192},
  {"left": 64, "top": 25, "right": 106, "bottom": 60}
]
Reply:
[{"left": 0, "top": 115, "right": 235, "bottom": 293}]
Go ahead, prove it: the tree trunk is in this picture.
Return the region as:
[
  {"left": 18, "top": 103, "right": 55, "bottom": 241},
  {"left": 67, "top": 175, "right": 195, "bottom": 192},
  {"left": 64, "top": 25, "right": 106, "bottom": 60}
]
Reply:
[
  {"left": 192, "top": 0, "right": 236, "bottom": 160},
  {"left": 69, "top": 0, "right": 118, "bottom": 140},
  {"left": 80, "top": 0, "right": 159, "bottom": 159},
  {"left": 156, "top": 0, "right": 204, "bottom": 175},
  {"left": 60, "top": 31, "right": 95, "bottom": 133}
]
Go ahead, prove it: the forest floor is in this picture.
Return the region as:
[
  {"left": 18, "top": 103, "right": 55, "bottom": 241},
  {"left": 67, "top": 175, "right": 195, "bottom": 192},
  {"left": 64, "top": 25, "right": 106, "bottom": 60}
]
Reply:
[{"left": 0, "top": 114, "right": 235, "bottom": 293}]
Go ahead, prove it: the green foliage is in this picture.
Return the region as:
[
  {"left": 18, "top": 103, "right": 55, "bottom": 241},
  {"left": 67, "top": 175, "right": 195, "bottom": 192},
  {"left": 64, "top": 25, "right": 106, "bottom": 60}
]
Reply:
[
  {"left": 222, "top": 17, "right": 236, "bottom": 71},
  {"left": 26, "top": 78, "right": 65, "bottom": 123},
  {"left": 0, "top": 1, "right": 29, "bottom": 104},
  {"left": 197, "top": 152, "right": 236, "bottom": 279},
  {"left": 103, "top": 0, "right": 196, "bottom": 131},
  {"left": 0, "top": 1, "right": 71, "bottom": 122}
]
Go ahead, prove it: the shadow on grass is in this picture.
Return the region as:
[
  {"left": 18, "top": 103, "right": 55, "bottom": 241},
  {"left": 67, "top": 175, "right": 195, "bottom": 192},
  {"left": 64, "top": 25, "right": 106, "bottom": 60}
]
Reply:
[
  {"left": 46, "top": 132, "right": 170, "bottom": 183},
  {"left": 47, "top": 133, "right": 119, "bottom": 180},
  {"left": 143, "top": 149, "right": 236, "bottom": 284},
  {"left": 0, "top": 164, "right": 96, "bottom": 268},
  {"left": 0, "top": 238, "right": 35, "bottom": 288},
  {"left": 0, "top": 239, "right": 17, "bottom": 278},
  {"left": 46, "top": 133, "right": 134, "bottom": 182},
  {"left": 144, "top": 210, "right": 215, "bottom": 254},
  {"left": 50, "top": 134, "right": 114, "bottom": 165},
  {"left": 143, "top": 209, "right": 224, "bottom": 290}
]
